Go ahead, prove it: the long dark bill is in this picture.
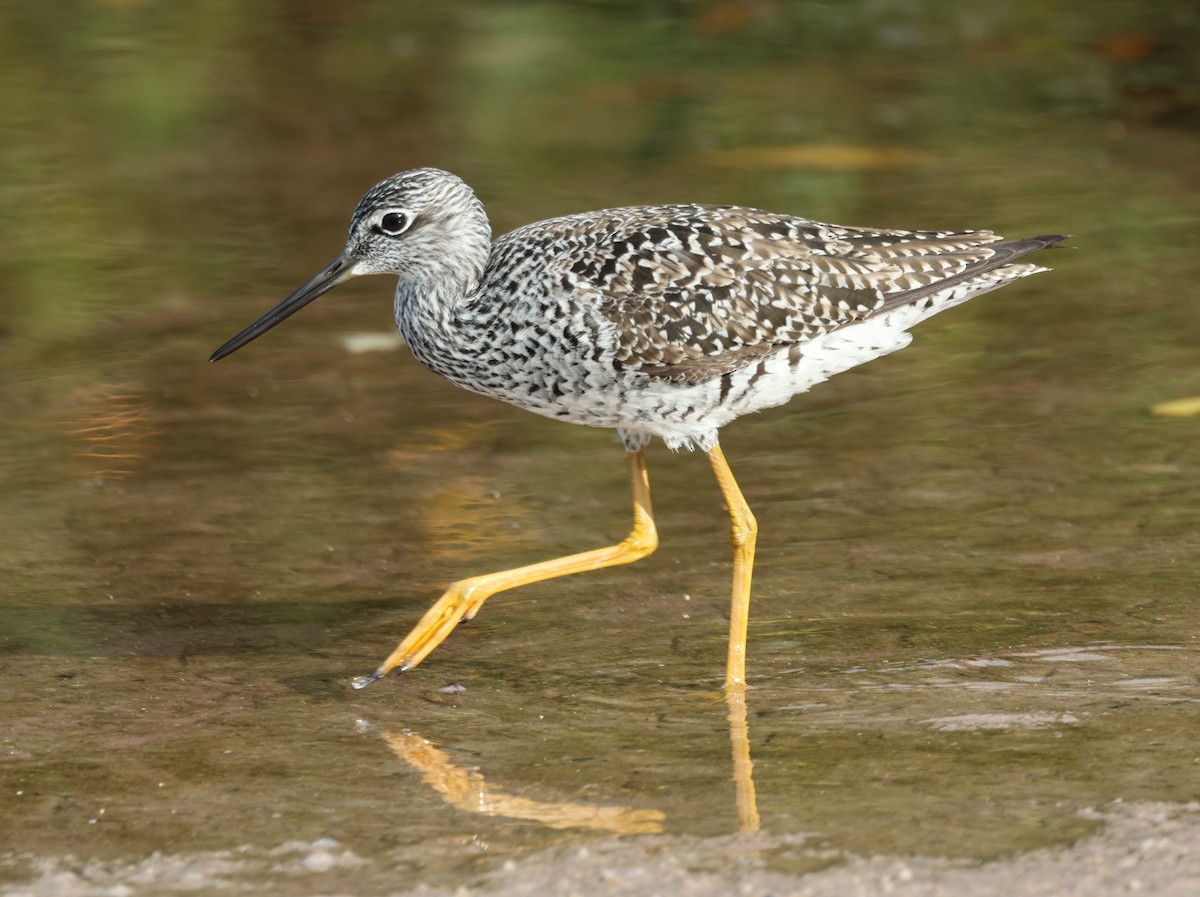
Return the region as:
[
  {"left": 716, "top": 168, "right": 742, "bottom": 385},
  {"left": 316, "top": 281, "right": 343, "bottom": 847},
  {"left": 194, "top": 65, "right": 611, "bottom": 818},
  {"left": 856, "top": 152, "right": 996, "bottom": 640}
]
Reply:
[{"left": 209, "top": 254, "right": 356, "bottom": 362}]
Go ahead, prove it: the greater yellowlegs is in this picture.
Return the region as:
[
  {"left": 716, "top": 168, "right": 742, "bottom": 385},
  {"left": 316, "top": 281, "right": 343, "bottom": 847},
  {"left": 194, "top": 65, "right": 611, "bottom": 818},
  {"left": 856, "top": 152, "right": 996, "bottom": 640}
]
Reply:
[{"left": 211, "top": 168, "right": 1064, "bottom": 689}]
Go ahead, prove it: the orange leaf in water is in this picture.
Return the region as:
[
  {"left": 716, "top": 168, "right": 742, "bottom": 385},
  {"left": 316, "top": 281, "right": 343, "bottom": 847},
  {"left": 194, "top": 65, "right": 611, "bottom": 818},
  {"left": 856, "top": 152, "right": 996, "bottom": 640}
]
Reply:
[
  {"left": 697, "top": 2, "right": 756, "bottom": 35},
  {"left": 1095, "top": 32, "right": 1156, "bottom": 63}
]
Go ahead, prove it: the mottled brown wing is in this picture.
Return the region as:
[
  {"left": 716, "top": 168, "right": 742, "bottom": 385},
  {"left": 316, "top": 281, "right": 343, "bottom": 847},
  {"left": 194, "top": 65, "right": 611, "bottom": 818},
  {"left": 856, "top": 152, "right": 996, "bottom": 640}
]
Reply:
[{"left": 541, "top": 204, "right": 1005, "bottom": 383}]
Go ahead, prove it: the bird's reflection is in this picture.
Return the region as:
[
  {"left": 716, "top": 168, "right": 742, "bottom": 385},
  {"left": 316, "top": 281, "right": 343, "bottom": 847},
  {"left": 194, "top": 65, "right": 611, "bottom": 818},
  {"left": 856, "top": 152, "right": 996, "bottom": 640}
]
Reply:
[
  {"left": 67, "top": 384, "right": 160, "bottom": 481},
  {"left": 364, "top": 722, "right": 665, "bottom": 835},
  {"left": 726, "top": 682, "right": 760, "bottom": 832},
  {"left": 360, "top": 684, "right": 760, "bottom": 835}
]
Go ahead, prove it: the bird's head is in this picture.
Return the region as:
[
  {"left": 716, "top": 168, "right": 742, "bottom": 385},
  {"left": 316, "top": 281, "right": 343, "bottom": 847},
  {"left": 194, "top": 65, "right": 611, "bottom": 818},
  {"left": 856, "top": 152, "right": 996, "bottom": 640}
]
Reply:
[{"left": 210, "top": 168, "right": 490, "bottom": 362}]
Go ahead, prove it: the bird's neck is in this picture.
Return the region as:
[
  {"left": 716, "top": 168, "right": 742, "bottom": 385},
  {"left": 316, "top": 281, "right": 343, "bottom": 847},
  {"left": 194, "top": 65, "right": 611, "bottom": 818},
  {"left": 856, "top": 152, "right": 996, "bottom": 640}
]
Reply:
[{"left": 392, "top": 247, "right": 498, "bottom": 384}]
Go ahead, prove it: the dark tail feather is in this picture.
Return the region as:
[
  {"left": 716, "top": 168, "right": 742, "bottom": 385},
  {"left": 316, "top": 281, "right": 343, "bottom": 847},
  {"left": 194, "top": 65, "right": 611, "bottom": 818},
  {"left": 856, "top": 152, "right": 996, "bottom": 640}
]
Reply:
[
  {"left": 1004, "top": 234, "right": 1071, "bottom": 255},
  {"left": 880, "top": 233, "right": 1069, "bottom": 312}
]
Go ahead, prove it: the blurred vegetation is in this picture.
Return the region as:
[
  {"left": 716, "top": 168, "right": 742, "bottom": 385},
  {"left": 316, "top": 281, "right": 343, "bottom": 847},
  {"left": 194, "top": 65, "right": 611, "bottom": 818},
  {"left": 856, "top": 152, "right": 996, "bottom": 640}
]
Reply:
[
  {"left": 1, "top": 0, "right": 1197, "bottom": 595},
  {"left": 0, "top": 0, "right": 1196, "bottom": 344},
  {"left": 0, "top": 0, "right": 1196, "bottom": 596}
]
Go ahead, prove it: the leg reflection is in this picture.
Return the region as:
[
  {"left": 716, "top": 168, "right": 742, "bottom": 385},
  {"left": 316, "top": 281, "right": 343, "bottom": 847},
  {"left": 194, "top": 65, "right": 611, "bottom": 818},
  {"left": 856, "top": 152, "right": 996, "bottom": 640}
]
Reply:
[
  {"left": 364, "top": 722, "right": 665, "bottom": 835},
  {"left": 727, "top": 682, "right": 760, "bottom": 832}
]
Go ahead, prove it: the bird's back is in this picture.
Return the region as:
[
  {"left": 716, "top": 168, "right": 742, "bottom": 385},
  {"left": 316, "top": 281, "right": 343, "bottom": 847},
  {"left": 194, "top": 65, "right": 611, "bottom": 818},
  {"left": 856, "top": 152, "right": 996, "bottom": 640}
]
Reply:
[{"left": 454, "top": 204, "right": 1064, "bottom": 450}]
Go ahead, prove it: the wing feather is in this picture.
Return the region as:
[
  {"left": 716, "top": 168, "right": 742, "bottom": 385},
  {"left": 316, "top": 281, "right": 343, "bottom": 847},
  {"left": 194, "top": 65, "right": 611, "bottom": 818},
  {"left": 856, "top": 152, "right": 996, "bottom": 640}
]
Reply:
[{"left": 487, "top": 204, "right": 1056, "bottom": 383}]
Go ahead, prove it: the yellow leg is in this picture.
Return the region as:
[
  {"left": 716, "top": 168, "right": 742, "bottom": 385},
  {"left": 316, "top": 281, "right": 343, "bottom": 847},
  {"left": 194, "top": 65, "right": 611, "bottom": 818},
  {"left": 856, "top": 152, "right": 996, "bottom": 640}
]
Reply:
[
  {"left": 708, "top": 445, "right": 760, "bottom": 828},
  {"left": 706, "top": 444, "right": 758, "bottom": 689},
  {"left": 353, "top": 450, "right": 657, "bottom": 688}
]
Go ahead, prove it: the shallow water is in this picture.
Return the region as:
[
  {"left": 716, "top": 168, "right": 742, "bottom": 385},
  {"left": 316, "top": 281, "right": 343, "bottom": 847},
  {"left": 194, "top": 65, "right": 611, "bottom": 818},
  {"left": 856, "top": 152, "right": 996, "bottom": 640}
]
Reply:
[{"left": 2, "top": 2, "right": 1199, "bottom": 893}]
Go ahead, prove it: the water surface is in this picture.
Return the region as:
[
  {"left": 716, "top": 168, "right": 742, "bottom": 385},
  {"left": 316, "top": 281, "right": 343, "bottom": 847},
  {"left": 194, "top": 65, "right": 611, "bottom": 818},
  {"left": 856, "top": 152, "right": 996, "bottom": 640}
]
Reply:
[{"left": 1, "top": 2, "right": 1198, "bottom": 893}]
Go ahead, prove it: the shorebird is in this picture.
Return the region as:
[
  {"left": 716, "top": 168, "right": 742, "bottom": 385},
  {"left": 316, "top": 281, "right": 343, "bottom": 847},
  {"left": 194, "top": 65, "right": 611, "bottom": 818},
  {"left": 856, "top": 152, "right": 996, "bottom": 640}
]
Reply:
[{"left": 211, "top": 168, "right": 1063, "bottom": 690}]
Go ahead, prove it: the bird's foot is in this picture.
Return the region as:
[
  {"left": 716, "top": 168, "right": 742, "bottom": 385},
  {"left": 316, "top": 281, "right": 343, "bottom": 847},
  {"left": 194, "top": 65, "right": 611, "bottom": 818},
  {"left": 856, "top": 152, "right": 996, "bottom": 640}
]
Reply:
[{"left": 350, "top": 582, "right": 489, "bottom": 689}]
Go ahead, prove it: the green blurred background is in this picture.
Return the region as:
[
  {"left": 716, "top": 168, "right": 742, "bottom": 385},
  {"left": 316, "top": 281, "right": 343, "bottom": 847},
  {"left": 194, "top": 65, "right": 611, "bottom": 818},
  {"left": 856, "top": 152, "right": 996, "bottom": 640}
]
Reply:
[
  {"left": 1, "top": 1, "right": 1199, "bottom": 887},
  {"left": 2, "top": 0, "right": 1196, "bottom": 344}
]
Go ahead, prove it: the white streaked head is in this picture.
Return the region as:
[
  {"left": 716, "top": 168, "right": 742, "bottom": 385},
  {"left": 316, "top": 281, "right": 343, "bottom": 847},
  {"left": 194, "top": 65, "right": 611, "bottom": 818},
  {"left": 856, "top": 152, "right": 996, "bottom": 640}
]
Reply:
[{"left": 346, "top": 168, "right": 491, "bottom": 281}]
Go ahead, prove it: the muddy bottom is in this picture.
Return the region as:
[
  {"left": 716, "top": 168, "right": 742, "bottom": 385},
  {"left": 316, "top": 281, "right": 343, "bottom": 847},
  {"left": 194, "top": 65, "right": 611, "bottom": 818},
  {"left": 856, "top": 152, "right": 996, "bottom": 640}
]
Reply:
[
  {"left": 3, "top": 618, "right": 1198, "bottom": 895},
  {"left": 5, "top": 785, "right": 1199, "bottom": 896}
]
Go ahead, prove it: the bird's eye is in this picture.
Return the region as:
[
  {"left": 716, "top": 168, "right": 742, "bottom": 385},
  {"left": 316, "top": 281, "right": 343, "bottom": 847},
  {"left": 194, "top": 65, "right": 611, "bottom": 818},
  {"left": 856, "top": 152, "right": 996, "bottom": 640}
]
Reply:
[{"left": 379, "top": 211, "right": 410, "bottom": 236}]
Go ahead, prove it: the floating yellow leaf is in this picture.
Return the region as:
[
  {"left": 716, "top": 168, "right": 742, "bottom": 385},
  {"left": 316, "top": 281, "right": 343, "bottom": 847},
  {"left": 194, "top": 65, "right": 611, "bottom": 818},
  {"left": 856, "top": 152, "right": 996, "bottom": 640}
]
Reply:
[
  {"left": 1151, "top": 396, "right": 1200, "bottom": 417},
  {"left": 707, "top": 144, "right": 934, "bottom": 171}
]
